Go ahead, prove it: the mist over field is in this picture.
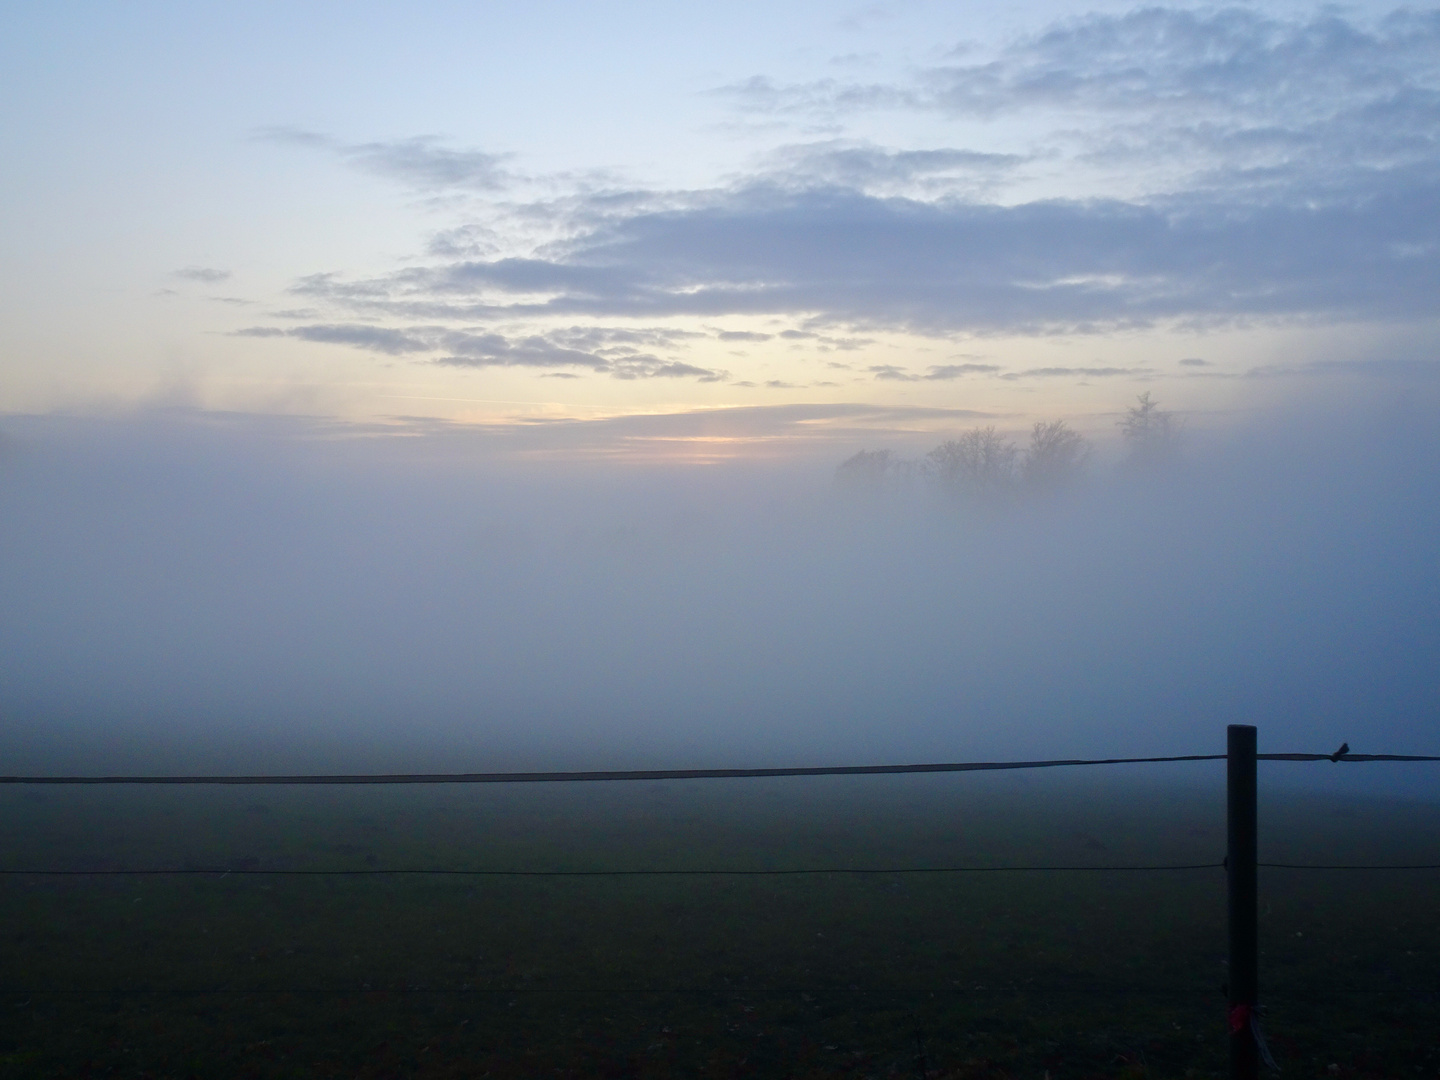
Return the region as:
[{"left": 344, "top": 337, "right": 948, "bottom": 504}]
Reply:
[{"left": 1, "top": 391, "right": 1436, "bottom": 790}]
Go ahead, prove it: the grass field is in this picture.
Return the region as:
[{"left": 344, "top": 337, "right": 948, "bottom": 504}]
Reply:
[{"left": 2, "top": 773, "right": 1437, "bottom": 1078}]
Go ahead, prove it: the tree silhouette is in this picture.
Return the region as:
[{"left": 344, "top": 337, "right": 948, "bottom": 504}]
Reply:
[
  {"left": 1021, "top": 420, "right": 1088, "bottom": 493},
  {"left": 836, "top": 448, "right": 894, "bottom": 489},
  {"left": 1118, "top": 392, "right": 1178, "bottom": 464},
  {"left": 927, "top": 427, "right": 1018, "bottom": 500}
]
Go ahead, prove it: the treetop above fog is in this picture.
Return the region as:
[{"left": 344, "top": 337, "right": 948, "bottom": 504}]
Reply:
[{"left": 838, "top": 395, "right": 1176, "bottom": 499}]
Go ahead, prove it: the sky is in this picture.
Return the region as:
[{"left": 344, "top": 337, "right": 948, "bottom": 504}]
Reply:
[
  {"left": 3, "top": 0, "right": 1439, "bottom": 449},
  {"left": 2, "top": 2, "right": 1438, "bottom": 782}
]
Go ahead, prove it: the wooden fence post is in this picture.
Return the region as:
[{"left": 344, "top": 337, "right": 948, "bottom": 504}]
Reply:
[{"left": 1228, "top": 724, "right": 1259, "bottom": 1080}]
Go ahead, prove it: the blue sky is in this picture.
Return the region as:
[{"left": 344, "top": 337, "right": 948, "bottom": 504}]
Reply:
[{"left": 4, "top": 0, "right": 1438, "bottom": 454}]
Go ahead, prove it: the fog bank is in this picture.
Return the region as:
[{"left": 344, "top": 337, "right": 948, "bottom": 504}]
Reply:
[{"left": 1, "top": 399, "right": 1436, "bottom": 796}]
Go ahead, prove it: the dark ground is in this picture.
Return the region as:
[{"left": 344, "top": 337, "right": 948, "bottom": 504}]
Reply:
[{"left": 2, "top": 773, "right": 1437, "bottom": 1078}]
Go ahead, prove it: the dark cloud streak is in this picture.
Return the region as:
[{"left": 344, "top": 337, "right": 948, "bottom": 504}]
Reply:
[
  {"left": 234, "top": 322, "right": 725, "bottom": 381},
  {"left": 290, "top": 180, "right": 1440, "bottom": 333}
]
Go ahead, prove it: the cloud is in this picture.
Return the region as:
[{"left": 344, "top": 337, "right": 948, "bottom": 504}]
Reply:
[
  {"left": 1179, "top": 358, "right": 1208, "bottom": 367},
  {"left": 924, "top": 363, "right": 1001, "bottom": 379},
  {"left": 236, "top": 323, "right": 433, "bottom": 355},
  {"left": 256, "top": 126, "right": 331, "bottom": 148},
  {"left": 611, "top": 360, "right": 727, "bottom": 382},
  {"left": 427, "top": 224, "right": 502, "bottom": 258},
  {"left": 715, "top": 74, "right": 913, "bottom": 118},
  {"left": 343, "top": 136, "right": 510, "bottom": 191},
  {"left": 759, "top": 140, "right": 1027, "bottom": 194},
  {"left": 870, "top": 364, "right": 918, "bottom": 381},
  {"left": 234, "top": 322, "right": 724, "bottom": 381},
  {"left": 547, "top": 325, "right": 704, "bottom": 353},
  {"left": 1244, "top": 357, "right": 1440, "bottom": 381},
  {"left": 246, "top": 10, "right": 1440, "bottom": 350},
  {"left": 1000, "top": 366, "right": 1145, "bottom": 380},
  {"left": 730, "top": 9, "right": 1440, "bottom": 134},
  {"left": 919, "top": 8, "right": 1440, "bottom": 123},
  {"left": 435, "top": 331, "right": 615, "bottom": 371},
  {"left": 723, "top": 9, "right": 1440, "bottom": 203},
  {"left": 257, "top": 127, "right": 510, "bottom": 191},
  {"left": 174, "top": 266, "right": 231, "bottom": 283},
  {"left": 288, "top": 176, "right": 1440, "bottom": 335},
  {"left": 715, "top": 330, "right": 773, "bottom": 342}
]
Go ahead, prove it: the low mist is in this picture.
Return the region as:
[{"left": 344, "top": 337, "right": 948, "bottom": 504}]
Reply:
[{"left": 1, "top": 395, "right": 1436, "bottom": 796}]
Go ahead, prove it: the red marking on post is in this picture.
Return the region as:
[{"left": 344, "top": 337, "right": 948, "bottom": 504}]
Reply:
[{"left": 1228, "top": 1004, "right": 1252, "bottom": 1035}]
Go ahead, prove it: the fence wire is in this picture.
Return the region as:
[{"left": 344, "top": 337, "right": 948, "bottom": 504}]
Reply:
[
  {"left": 3, "top": 750, "right": 1437, "bottom": 786},
  {"left": 4, "top": 749, "right": 1435, "bottom": 875},
  {"left": 0, "top": 863, "right": 1225, "bottom": 876},
  {"left": 3, "top": 749, "right": 1437, "bottom": 1024}
]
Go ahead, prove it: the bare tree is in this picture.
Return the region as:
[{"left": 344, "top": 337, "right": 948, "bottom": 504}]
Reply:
[
  {"left": 927, "top": 427, "right": 1018, "bottom": 500},
  {"left": 836, "top": 448, "right": 894, "bottom": 489},
  {"left": 1021, "top": 420, "right": 1088, "bottom": 493},
  {"left": 1118, "top": 392, "right": 1179, "bottom": 464}
]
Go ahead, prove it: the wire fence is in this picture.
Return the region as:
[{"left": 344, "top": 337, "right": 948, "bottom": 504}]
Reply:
[
  {"left": 0, "top": 863, "right": 1227, "bottom": 876},
  {"left": 3, "top": 749, "right": 1435, "bottom": 876},
  {"left": 5, "top": 743, "right": 1438, "bottom": 1064},
  {"left": 3, "top": 750, "right": 1436, "bottom": 787}
]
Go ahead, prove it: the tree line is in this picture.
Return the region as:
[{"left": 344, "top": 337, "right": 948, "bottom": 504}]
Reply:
[{"left": 838, "top": 394, "right": 1179, "bottom": 498}]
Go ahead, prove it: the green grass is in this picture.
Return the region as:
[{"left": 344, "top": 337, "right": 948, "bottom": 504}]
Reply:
[{"left": 2, "top": 775, "right": 1437, "bottom": 1078}]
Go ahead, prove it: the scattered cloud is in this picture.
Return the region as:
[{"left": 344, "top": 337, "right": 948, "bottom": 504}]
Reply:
[
  {"left": 715, "top": 329, "right": 774, "bottom": 342},
  {"left": 428, "top": 224, "right": 503, "bottom": 258},
  {"left": 715, "top": 74, "right": 913, "bottom": 118},
  {"left": 434, "top": 332, "right": 616, "bottom": 371},
  {"left": 611, "top": 361, "right": 727, "bottom": 382},
  {"left": 870, "top": 364, "right": 918, "bottom": 381},
  {"left": 818, "top": 335, "right": 875, "bottom": 351},
  {"left": 256, "top": 126, "right": 331, "bottom": 148},
  {"left": 759, "top": 140, "right": 1027, "bottom": 195},
  {"left": 1244, "top": 357, "right": 1440, "bottom": 381},
  {"left": 547, "top": 325, "right": 703, "bottom": 353},
  {"left": 999, "top": 366, "right": 1145, "bottom": 380},
  {"left": 257, "top": 127, "right": 510, "bottom": 191},
  {"left": 174, "top": 266, "right": 231, "bottom": 283},
  {"left": 720, "top": 8, "right": 1440, "bottom": 208},
  {"left": 237, "top": 324, "right": 432, "bottom": 355},
  {"left": 918, "top": 8, "right": 1440, "bottom": 125},
  {"left": 344, "top": 136, "right": 510, "bottom": 191},
  {"left": 924, "top": 363, "right": 1001, "bottom": 379},
  {"left": 234, "top": 322, "right": 724, "bottom": 381}
]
